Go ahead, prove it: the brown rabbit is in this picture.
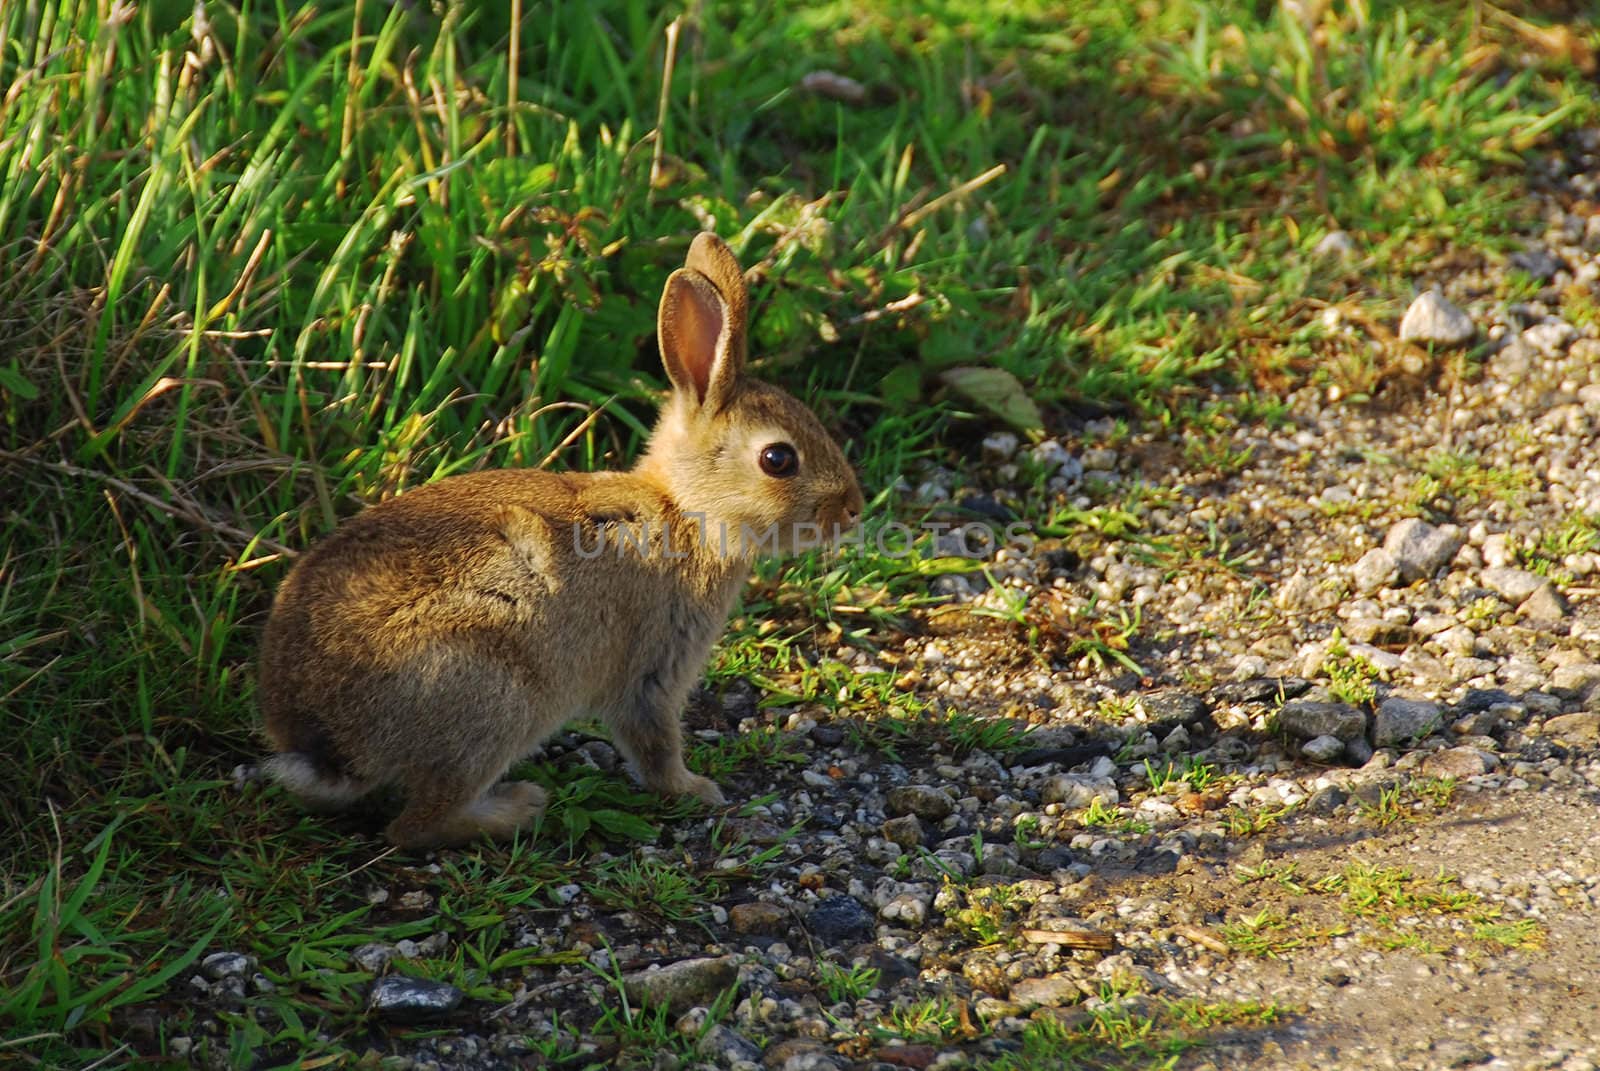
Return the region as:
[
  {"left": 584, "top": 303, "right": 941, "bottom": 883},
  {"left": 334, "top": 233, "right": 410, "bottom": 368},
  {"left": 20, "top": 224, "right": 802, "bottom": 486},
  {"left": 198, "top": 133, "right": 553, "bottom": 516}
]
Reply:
[{"left": 259, "top": 233, "right": 863, "bottom": 848}]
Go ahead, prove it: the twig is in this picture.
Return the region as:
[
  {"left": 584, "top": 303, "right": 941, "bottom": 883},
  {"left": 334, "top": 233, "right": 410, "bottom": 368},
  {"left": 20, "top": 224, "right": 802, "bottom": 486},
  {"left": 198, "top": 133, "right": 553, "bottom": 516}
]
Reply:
[
  {"left": 650, "top": 18, "right": 682, "bottom": 192},
  {"left": 506, "top": 0, "right": 522, "bottom": 157},
  {"left": 535, "top": 400, "right": 611, "bottom": 471},
  {"left": 845, "top": 292, "right": 926, "bottom": 326},
  {"left": 1019, "top": 927, "right": 1115, "bottom": 951},
  {"left": 897, "top": 163, "right": 1007, "bottom": 231},
  {"left": 492, "top": 973, "right": 592, "bottom": 1019},
  {"left": 312, "top": 846, "right": 398, "bottom": 890},
  {"left": 1174, "top": 924, "right": 1231, "bottom": 955}
]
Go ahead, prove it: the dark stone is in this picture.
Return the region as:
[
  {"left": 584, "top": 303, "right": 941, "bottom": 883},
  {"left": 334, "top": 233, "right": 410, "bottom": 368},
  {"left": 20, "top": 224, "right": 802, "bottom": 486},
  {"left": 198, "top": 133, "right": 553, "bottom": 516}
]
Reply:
[
  {"left": 1141, "top": 691, "right": 1211, "bottom": 729},
  {"left": 1005, "top": 743, "right": 1114, "bottom": 769},
  {"left": 720, "top": 679, "right": 760, "bottom": 724},
  {"left": 1277, "top": 700, "right": 1367, "bottom": 742},
  {"left": 806, "top": 896, "right": 876, "bottom": 945},
  {"left": 1517, "top": 739, "right": 1558, "bottom": 764},
  {"left": 1307, "top": 785, "right": 1350, "bottom": 814},
  {"left": 810, "top": 724, "right": 845, "bottom": 748},
  {"left": 1033, "top": 847, "right": 1075, "bottom": 872},
  {"left": 368, "top": 976, "right": 464, "bottom": 1020},
  {"left": 1039, "top": 546, "right": 1080, "bottom": 572},
  {"left": 959, "top": 494, "right": 1018, "bottom": 524},
  {"left": 1135, "top": 848, "right": 1180, "bottom": 875},
  {"left": 1509, "top": 246, "right": 1564, "bottom": 281},
  {"left": 866, "top": 950, "right": 918, "bottom": 988},
  {"left": 1210, "top": 678, "right": 1311, "bottom": 705},
  {"left": 808, "top": 807, "right": 844, "bottom": 831},
  {"left": 1461, "top": 688, "right": 1515, "bottom": 712}
]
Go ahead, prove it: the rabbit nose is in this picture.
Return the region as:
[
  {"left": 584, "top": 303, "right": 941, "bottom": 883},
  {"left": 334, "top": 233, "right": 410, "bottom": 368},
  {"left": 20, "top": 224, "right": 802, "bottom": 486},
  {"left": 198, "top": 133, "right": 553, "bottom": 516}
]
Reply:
[{"left": 843, "top": 485, "right": 864, "bottom": 522}]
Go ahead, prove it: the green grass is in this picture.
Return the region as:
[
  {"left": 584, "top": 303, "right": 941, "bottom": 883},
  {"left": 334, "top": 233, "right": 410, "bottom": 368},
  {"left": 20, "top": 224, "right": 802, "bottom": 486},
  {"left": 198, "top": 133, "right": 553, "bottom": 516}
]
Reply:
[
  {"left": 816, "top": 959, "right": 881, "bottom": 1003},
  {"left": 2, "top": 0, "right": 1595, "bottom": 1063},
  {"left": 1222, "top": 861, "right": 1547, "bottom": 961},
  {"left": 975, "top": 993, "right": 1291, "bottom": 1070}
]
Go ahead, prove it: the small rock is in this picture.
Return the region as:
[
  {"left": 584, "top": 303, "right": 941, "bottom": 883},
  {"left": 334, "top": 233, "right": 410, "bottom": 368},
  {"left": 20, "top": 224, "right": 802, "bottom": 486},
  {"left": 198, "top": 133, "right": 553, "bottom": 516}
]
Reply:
[
  {"left": 1008, "top": 974, "right": 1081, "bottom": 1008},
  {"left": 1344, "top": 736, "right": 1375, "bottom": 766},
  {"left": 1301, "top": 735, "right": 1346, "bottom": 763},
  {"left": 1431, "top": 1037, "right": 1494, "bottom": 1068},
  {"left": 959, "top": 493, "right": 1017, "bottom": 525},
  {"left": 351, "top": 943, "right": 396, "bottom": 973},
  {"left": 1519, "top": 584, "right": 1570, "bottom": 622},
  {"left": 1508, "top": 245, "right": 1564, "bottom": 281},
  {"left": 1398, "top": 290, "right": 1475, "bottom": 346},
  {"left": 1435, "top": 626, "right": 1478, "bottom": 657},
  {"left": 1351, "top": 548, "right": 1400, "bottom": 594},
  {"left": 367, "top": 976, "right": 464, "bottom": 1020},
  {"left": 729, "top": 902, "right": 790, "bottom": 936},
  {"left": 1040, "top": 774, "right": 1119, "bottom": 808},
  {"left": 763, "top": 1038, "right": 841, "bottom": 1071},
  {"left": 881, "top": 815, "right": 925, "bottom": 849},
  {"left": 1314, "top": 230, "right": 1355, "bottom": 259},
  {"left": 1143, "top": 691, "right": 1211, "bottom": 726},
  {"left": 875, "top": 1044, "right": 938, "bottom": 1069},
  {"left": 1307, "top": 785, "right": 1350, "bottom": 813},
  {"left": 810, "top": 724, "right": 845, "bottom": 748},
  {"left": 886, "top": 785, "right": 955, "bottom": 822},
  {"left": 1373, "top": 698, "right": 1443, "bottom": 748},
  {"left": 880, "top": 893, "right": 929, "bottom": 927},
  {"left": 1385, "top": 519, "right": 1463, "bottom": 583},
  {"left": 1522, "top": 320, "right": 1576, "bottom": 355},
  {"left": 1278, "top": 701, "right": 1367, "bottom": 743},
  {"left": 1081, "top": 447, "right": 1118, "bottom": 471},
  {"left": 806, "top": 896, "right": 876, "bottom": 945},
  {"left": 1541, "top": 712, "right": 1600, "bottom": 744},
  {"left": 1345, "top": 617, "right": 1412, "bottom": 647},
  {"left": 698, "top": 1024, "right": 763, "bottom": 1065},
  {"left": 1550, "top": 662, "right": 1600, "bottom": 696},
  {"left": 981, "top": 431, "right": 1020, "bottom": 463},
  {"left": 200, "top": 952, "right": 253, "bottom": 981},
  {"left": 1480, "top": 567, "right": 1546, "bottom": 603},
  {"left": 1421, "top": 747, "right": 1493, "bottom": 780},
  {"left": 1210, "top": 678, "right": 1310, "bottom": 705},
  {"left": 622, "top": 956, "right": 740, "bottom": 1014}
]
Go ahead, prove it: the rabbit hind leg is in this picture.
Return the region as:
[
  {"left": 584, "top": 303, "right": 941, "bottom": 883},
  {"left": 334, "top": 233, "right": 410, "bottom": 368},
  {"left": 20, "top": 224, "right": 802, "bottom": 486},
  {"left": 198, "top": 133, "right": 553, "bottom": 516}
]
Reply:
[{"left": 386, "top": 779, "right": 546, "bottom": 848}]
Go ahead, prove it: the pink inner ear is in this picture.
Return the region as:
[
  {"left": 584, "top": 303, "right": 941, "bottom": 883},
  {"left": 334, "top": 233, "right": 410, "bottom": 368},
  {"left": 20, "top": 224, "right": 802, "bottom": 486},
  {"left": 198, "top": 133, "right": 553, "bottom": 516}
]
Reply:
[{"left": 673, "top": 276, "right": 725, "bottom": 402}]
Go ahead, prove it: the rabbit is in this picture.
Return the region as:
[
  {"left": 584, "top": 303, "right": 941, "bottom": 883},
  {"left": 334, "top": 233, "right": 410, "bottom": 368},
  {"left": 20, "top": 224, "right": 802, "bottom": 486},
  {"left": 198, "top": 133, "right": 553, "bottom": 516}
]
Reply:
[{"left": 258, "top": 232, "right": 863, "bottom": 848}]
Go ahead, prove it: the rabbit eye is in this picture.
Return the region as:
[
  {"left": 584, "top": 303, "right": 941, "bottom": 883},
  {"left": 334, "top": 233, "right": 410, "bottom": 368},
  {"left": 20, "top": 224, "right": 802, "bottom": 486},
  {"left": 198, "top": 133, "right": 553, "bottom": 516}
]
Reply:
[{"left": 758, "top": 442, "right": 799, "bottom": 478}]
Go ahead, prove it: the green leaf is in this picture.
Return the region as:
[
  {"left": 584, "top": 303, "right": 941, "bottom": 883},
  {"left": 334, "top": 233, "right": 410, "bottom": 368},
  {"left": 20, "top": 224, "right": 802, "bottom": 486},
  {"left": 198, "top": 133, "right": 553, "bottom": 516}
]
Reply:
[
  {"left": 938, "top": 366, "right": 1045, "bottom": 432},
  {"left": 918, "top": 323, "right": 981, "bottom": 370},
  {"left": 589, "top": 808, "right": 660, "bottom": 843},
  {"left": 879, "top": 363, "right": 922, "bottom": 408},
  {"left": 0, "top": 363, "right": 40, "bottom": 400}
]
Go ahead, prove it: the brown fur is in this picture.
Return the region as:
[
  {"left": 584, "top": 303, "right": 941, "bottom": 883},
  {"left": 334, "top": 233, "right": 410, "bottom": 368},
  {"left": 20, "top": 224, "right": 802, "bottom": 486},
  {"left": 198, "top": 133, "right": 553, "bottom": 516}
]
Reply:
[{"left": 259, "top": 234, "right": 862, "bottom": 848}]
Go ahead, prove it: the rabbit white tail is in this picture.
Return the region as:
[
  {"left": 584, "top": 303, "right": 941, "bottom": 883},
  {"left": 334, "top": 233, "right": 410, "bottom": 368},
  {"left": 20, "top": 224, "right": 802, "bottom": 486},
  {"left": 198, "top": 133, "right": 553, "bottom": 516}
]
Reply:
[{"left": 264, "top": 752, "right": 371, "bottom": 808}]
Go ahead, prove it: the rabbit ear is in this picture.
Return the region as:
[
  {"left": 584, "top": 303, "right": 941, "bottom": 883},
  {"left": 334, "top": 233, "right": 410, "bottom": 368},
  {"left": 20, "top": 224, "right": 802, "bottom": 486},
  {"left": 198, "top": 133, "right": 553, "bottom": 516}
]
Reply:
[
  {"left": 685, "top": 232, "right": 749, "bottom": 337},
  {"left": 658, "top": 235, "right": 747, "bottom": 411}
]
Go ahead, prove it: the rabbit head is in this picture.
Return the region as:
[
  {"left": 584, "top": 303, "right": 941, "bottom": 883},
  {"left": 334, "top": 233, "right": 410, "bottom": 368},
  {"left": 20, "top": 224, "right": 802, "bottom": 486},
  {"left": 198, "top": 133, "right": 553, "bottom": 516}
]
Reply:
[{"left": 637, "top": 233, "right": 863, "bottom": 558}]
